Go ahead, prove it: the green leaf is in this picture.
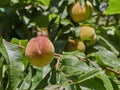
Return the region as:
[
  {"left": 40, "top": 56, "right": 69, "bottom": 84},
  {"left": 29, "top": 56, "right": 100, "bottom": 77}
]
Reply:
[
  {"left": 60, "top": 54, "right": 89, "bottom": 76},
  {"left": 30, "top": 67, "right": 43, "bottom": 90},
  {"left": 36, "top": 13, "right": 49, "bottom": 28},
  {"left": 60, "top": 19, "right": 73, "bottom": 26},
  {"left": 110, "top": 79, "right": 120, "bottom": 90},
  {"left": 53, "top": 40, "right": 67, "bottom": 53},
  {"left": 65, "top": 69, "right": 101, "bottom": 89},
  {"left": 91, "top": 49, "right": 120, "bottom": 71},
  {"left": 104, "top": 0, "right": 120, "bottom": 15},
  {"left": 68, "top": 0, "right": 74, "bottom": 5},
  {"left": 98, "top": 28, "right": 120, "bottom": 54},
  {"left": 75, "top": 84, "right": 81, "bottom": 90},
  {"left": 0, "top": 0, "right": 11, "bottom": 7},
  {"left": 19, "top": 66, "right": 32, "bottom": 90},
  {"left": 60, "top": 6, "right": 68, "bottom": 19},
  {"left": 34, "top": 70, "right": 51, "bottom": 89},
  {"left": 99, "top": 35, "right": 119, "bottom": 56},
  {"left": 37, "top": 0, "right": 50, "bottom": 6},
  {"left": 33, "top": 65, "right": 51, "bottom": 89},
  {"left": 0, "top": 55, "right": 4, "bottom": 90},
  {"left": 11, "top": 0, "right": 19, "bottom": 4},
  {"left": 11, "top": 38, "right": 28, "bottom": 47},
  {"left": 50, "top": 68, "right": 56, "bottom": 85},
  {"left": 98, "top": 72, "right": 114, "bottom": 90},
  {"left": 77, "top": 69, "right": 101, "bottom": 83},
  {"left": 80, "top": 77, "right": 106, "bottom": 90},
  {"left": 0, "top": 39, "right": 24, "bottom": 90},
  {"left": 49, "top": 13, "right": 60, "bottom": 23},
  {"left": 74, "top": 27, "right": 81, "bottom": 38}
]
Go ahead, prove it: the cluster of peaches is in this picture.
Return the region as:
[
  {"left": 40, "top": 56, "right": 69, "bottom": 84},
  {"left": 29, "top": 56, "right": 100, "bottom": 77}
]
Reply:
[{"left": 25, "top": 0, "right": 98, "bottom": 67}]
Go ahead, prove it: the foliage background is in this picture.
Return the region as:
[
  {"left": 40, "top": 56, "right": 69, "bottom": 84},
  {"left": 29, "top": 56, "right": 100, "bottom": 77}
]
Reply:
[{"left": 0, "top": 0, "right": 120, "bottom": 90}]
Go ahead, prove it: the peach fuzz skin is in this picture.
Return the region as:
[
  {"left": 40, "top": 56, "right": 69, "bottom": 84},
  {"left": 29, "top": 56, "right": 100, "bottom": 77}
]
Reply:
[{"left": 25, "top": 36, "right": 54, "bottom": 67}]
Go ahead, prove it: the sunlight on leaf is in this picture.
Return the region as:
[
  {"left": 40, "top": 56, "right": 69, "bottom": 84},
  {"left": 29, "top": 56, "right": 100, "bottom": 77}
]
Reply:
[{"left": 104, "top": 0, "right": 120, "bottom": 15}]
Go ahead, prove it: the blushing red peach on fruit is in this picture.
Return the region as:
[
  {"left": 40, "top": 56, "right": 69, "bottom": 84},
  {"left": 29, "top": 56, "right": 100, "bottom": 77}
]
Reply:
[{"left": 25, "top": 36, "right": 54, "bottom": 67}]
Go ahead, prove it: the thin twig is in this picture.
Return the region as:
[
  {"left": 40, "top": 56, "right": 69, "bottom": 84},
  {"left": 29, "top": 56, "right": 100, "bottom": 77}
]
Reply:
[
  {"left": 55, "top": 53, "right": 63, "bottom": 61},
  {"left": 106, "top": 67, "right": 120, "bottom": 76},
  {"left": 54, "top": 53, "right": 63, "bottom": 70}
]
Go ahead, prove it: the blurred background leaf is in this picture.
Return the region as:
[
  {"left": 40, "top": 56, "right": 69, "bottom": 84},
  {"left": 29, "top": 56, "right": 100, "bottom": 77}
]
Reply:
[{"left": 104, "top": 0, "right": 120, "bottom": 15}]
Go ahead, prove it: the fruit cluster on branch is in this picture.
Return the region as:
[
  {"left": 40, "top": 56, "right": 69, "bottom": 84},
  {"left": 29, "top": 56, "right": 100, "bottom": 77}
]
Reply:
[
  {"left": 25, "top": 0, "right": 98, "bottom": 67},
  {"left": 65, "top": 0, "right": 98, "bottom": 52}
]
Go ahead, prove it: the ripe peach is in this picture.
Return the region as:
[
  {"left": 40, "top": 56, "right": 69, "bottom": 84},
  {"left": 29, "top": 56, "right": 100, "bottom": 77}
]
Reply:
[{"left": 25, "top": 36, "right": 54, "bottom": 67}]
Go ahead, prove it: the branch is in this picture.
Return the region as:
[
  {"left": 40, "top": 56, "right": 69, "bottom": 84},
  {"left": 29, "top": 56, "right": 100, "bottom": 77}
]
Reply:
[
  {"left": 106, "top": 67, "right": 120, "bottom": 76},
  {"left": 55, "top": 53, "right": 63, "bottom": 70}
]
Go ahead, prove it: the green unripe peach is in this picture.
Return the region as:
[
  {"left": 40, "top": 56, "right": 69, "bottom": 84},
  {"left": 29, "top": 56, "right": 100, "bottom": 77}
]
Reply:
[
  {"left": 25, "top": 36, "right": 55, "bottom": 67},
  {"left": 65, "top": 39, "right": 85, "bottom": 52},
  {"left": 77, "top": 41, "right": 86, "bottom": 52},
  {"left": 80, "top": 26, "right": 97, "bottom": 46},
  {"left": 70, "top": 0, "right": 93, "bottom": 23},
  {"left": 80, "top": 26, "right": 96, "bottom": 41}
]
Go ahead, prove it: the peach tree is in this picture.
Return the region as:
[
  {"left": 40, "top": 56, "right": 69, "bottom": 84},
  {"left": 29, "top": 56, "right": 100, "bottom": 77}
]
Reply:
[{"left": 0, "top": 0, "right": 120, "bottom": 90}]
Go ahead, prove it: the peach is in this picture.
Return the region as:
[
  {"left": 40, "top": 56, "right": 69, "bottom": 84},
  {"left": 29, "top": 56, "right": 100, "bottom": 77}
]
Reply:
[
  {"left": 70, "top": 1, "right": 93, "bottom": 23},
  {"left": 65, "top": 39, "right": 85, "bottom": 52},
  {"left": 80, "top": 26, "right": 97, "bottom": 46},
  {"left": 80, "top": 26, "right": 96, "bottom": 41},
  {"left": 25, "top": 36, "right": 54, "bottom": 67}
]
